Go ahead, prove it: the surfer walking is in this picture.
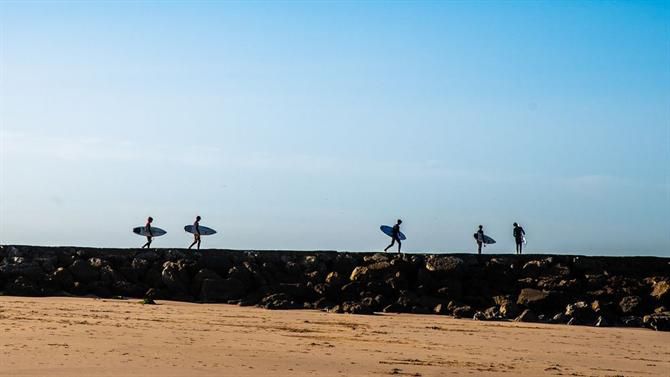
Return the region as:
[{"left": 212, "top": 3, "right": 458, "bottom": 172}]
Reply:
[
  {"left": 188, "top": 216, "right": 202, "bottom": 250},
  {"left": 141, "top": 217, "right": 154, "bottom": 249},
  {"left": 513, "top": 222, "right": 525, "bottom": 254},
  {"left": 384, "top": 219, "right": 403, "bottom": 254},
  {"left": 476, "top": 225, "right": 485, "bottom": 254}
]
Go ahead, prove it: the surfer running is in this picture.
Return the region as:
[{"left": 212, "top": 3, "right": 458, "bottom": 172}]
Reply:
[
  {"left": 188, "top": 216, "right": 202, "bottom": 250},
  {"left": 384, "top": 219, "right": 403, "bottom": 254},
  {"left": 141, "top": 217, "right": 154, "bottom": 249},
  {"left": 476, "top": 225, "right": 485, "bottom": 254},
  {"left": 513, "top": 222, "right": 525, "bottom": 254}
]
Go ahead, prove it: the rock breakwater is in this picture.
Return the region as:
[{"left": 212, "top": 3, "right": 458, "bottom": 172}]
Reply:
[{"left": 1, "top": 245, "right": 668, "bottom": 331}]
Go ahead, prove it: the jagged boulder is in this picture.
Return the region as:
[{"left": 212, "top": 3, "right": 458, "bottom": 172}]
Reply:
[
  {"left": 200, "top": 277, "right": 245, "bottom": 302},
  {"left": 643, "top": 312, "right": 670, "bottom": 331},
  {"left": 516, "top": 288, "right": 550, "bottom": 311},
  {"left": 515, "top": 309, "right": 538, "bottom": 323},
  {"left": 5, "top": 276, "right": 42, "bottom": 296},
  {"left": 452, "top": 305, "right": 474, "bottom": 319},
  {"left": 69, "top": 259, "right": 100, "bottom": 283},
  {"left": 425, "top": 256, "right": 465, "bottom": 277},
  {"left": 619, "top": 296, "right": 642, "bottom": 315},
  {"left": 650, "top": 280, "right": 670, "bottom": 305},
  {"left": 259, "top": 293, "right": 301, "bottom": 310},
  {"left": 521, "top": 258, "right": 552, "bottom": 278},
  {"left": 161, "top": 261, "right": 191, "bottom": 294},
  {"left": 565, "top": 301, "right": 595, "bottom": 325}
]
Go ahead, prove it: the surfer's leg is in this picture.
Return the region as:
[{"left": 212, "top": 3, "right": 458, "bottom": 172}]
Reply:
[
  {"left": 477, "top": 242, "right": 482, "bottom": 254},
  {"left": 397, "top": 238, "right": 402, "bottom": 253},
  {"left": 197, "top": 235, "right": 201, "bottom": 250},
  {"left": 384, "top": 239, "right": 395, "bottom": 252}
]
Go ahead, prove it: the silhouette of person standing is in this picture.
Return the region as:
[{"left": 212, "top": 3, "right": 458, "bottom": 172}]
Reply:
[
  {"left": 189, "top": 216, "right": 202, "bottom": 250},
  {"left": 384, "top": 219, "right": 403, "bottom": 254},
  {"left": 476, "top": 225, "right": 485, "bottom": 255},
  {"left": 141, "top": 217, "right": 154, "bottom": 249},
  {"left": 513, "top": 222, "right": 526, "bottom": 254}
]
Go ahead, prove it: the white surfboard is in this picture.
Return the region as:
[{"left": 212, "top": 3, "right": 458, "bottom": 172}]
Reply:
[
  {"left": 184, "top": 225, "right": 217, "bottom": 236},
  {"left": 132, "top": 226, "right": 167, "bottom": 237}
]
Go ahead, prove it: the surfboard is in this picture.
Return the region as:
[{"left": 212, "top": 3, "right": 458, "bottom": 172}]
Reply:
[
  {"left": 380, "top": 225, "right": 406, "bottom": 240},
  {"left": 184, "top": 225, "right": 217, "bottom": 236},
  {"left": 473, "top": 233, "right": 495, "bottom": 244},
  {"left": 133, "top": 226, "right": 167, "bottom": 237}
]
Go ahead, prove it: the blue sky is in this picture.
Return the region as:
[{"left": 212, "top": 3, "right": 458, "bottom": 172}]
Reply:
[{"left": 1, "top": 1, "right": 668, "bottom": 255}]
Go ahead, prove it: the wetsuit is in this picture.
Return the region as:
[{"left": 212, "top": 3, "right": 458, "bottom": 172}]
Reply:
[
  {"left": 513, "top": 226, "right": 525, "bottom": 254},
  {"left": 384, "top": 224, "right": 402, "bottom": 253},
  {"left": 189, "top": 219, "right": 202, "bottom": 250},
  {"left": 476, "top": 229, "right": 484, "bottom": 254},
  {"left": 142, "top": 222, "right": 153, "bottom": 248}
]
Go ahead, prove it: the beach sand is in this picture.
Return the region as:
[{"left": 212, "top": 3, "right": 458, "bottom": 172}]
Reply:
[{"left": 0, "top": 296, "right": 667, "bottom": 376}]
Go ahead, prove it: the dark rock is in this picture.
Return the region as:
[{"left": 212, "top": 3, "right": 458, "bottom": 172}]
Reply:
[
  {"left": 112, "top": 280, "right": 145, "bottom": 297},
  {"left": 565, "top": 301, "right": 595, "bottom": 323},
  {"left": 69, "top": 259, "right": 100, "bottom": 283},
  {"left": 325, "top": 271, "right": 344, "bottom": 287},
  {"left": 551, "top": 312, "right": 568, "bottom": 324},
  {"left": 382, "top": 303, "right": 406, "bottom": 313},
  {"left": 363, "top": 253, "right": 389, "bottom": 263},
  {"left": 473, "top": 311, "right": 487, "bottom": 321},
  {"left": 201, "top": 277, "right": 246, "bottom": 302},
  {"left": 341, "top": 301, "right": 375, "bottom": 315},
  {"left": 516, "top": 288, "right": 550, "bottom": 310},
  {"left": 5, "top": 276, "right": 42, "bottom": 296},
  {"left": 433, "top": 303, "right": 449, "bottom": 315},
  {"left": 51, "top": 267, "right": 74, "bottom": 290},
  {"left": 192, "top": 269, "right": 223, "bottom": 292},
  {"left": 621, "top": 316, "right": 643, "bottom": 327},
  {"left": 340, "top": 282, "right": 362, "bottom": 301},
  {"left": 161, "top": 261, "right": 191, "bottom": 294},
  {"left": 619, "top": 296, "right": 642, "bottom": 315},
  {"left": 494, "top": 295, "right": 520, "bottom": 319},
  {"left": 349, "top": 266, "right": 368, "bottom": 282},
  {"left": 435, "top": 281, "right": 463, "bottom": 301},
  {"left": 515, "top": 309, "right": 538, "bottom": 323},
  {"left": 483, "top": 306, "right": 500, "bottom": 320},
  {"left": 594, "top": 316, "right": 610, "bottom": 327},
  {"left": 452, "top": 305, "right": 474, "bottom": 319},
  {"left": 650, "top": 280, "right": 670, "bottom": 305},
  {"left": 643, "top": 312, "right": 670, "bottom": 331},
  {"left": 260, "top": 293, "right": 300, "bottom": 310},
  {"left": 521, "top": 259, "right": 551, "bottom": 278},
  {"left": 425, "top": 256, "right": 465, "bottom": 277}
]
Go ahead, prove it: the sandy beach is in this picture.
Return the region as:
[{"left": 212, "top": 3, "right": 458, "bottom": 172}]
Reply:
[{"left": 0, "top": 296, "right": 668, "bottom": 376}]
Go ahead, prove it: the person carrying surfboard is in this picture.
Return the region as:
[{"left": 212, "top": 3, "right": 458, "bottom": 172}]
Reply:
[
  {"left": 513, "top": 222, "right": 525, "bottom": 255},
  {"left": 141, "top": 217, "right": 154, "bottom": 249},
  {"left": 384, "top": 219, "right": 403, "bottom": 254},
  {"left": 476, "top": 225, "right": 485, "bottom": 254},
  {"left": 188, "top": 216, "right": 202, "bottom": 250}
]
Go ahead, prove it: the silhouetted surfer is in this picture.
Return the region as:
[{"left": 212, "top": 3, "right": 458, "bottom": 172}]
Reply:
[
  {"left": 384, "top": 219, "right": 402, "bottom": 254},
  {"left": 141, "top": 217, "right": 154, "bottom": 249},
  {"left": 476, "top": 225, "right": 485, "bottom": 255},
  {"left": 189, "top": 216, "right": 202, "bottom": 250},
  {"left": 513, "top": 222, "right": 525, "bottom": 254}
]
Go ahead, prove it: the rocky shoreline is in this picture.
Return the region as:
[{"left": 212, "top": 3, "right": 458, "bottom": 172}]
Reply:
[{"left": 1, "top": 245, "right": 668, "bottom": 331}]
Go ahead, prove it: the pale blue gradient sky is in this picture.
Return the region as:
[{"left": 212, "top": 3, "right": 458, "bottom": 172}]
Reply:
[{"left": 1, "top": 1, "right": 668, "bottom": 255}]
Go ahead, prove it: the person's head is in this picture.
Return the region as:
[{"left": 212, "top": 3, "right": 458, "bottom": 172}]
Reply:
[
  {"left": 196, "top": 216, "right": 201, "bottom": 221},
  {"left": 513, "top": 222, "right": 518, "bottom": 227},
  {"left": 478, "top": 225, "right": 483, "bottom": 230},
  {"left": 397, "top": 219, "right": 402, "bottom": 225},
  {"left": 147, "top": 217, "right": 153, "bottom": 223}
]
